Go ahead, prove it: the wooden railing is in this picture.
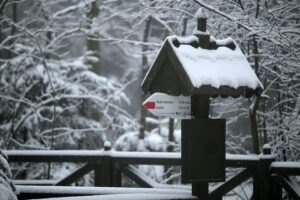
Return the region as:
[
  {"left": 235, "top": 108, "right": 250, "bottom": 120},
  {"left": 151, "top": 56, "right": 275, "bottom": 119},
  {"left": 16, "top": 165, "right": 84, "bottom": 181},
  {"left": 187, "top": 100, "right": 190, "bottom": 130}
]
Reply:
[{"left": 6, "top": 145, "right": 300, "bottom": 200}]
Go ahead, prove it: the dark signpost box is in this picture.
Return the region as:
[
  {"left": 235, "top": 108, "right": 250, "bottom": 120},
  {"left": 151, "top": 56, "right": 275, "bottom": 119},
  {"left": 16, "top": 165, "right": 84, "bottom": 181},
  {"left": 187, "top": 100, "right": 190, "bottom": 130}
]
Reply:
[
  {"left": 142, "top": 8, "right": 263, "bottom": 199},
  {"left": 181, "top": 119, "right": 225, "bottom": 183}
]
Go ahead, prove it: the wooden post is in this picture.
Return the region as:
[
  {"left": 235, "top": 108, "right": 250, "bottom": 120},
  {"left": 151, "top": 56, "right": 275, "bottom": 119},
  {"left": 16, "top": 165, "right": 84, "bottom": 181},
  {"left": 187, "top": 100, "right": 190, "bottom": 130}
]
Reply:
[
  {"left": 271, "top": 175, "right": 282, "bottom": 200},
  {"left": 191, "top": 94, "right": 210, "bottom": 200},
  {"left": 94, "top": 141, "right": 112, "bottom": 186},
  {"left": 192, "top": 182, "right": 209, "bottom": 200},
  {"left": 165, "top": 118, "right": 174, "bottom": 184},
  {"left": 112, "top": 160, "right": 122, "bottom": 187},
  {"left": 94, "top": 162, "right": 101, "bottom": 186},
  {"left": 253, "top": 144, "right": 275, "bottom": 200}
]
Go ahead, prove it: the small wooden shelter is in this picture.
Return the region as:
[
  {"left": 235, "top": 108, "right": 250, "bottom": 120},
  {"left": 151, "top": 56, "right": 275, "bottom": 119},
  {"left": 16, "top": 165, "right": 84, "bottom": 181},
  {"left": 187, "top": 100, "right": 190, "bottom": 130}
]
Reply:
[{"left": 142, "top": 9, "right": 263, "bottom": 98}]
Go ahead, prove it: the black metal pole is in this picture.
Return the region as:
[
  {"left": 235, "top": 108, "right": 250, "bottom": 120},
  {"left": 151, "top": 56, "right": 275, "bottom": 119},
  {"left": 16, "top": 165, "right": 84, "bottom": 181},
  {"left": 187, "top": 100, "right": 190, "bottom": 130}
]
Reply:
[{"left": 191, "top": 94, "right": 210, "bottom": 200}]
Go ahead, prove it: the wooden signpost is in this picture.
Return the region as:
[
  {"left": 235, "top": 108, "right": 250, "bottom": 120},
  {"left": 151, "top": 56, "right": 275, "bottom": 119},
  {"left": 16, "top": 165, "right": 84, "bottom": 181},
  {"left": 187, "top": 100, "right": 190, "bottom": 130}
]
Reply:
[{"left": 141, "top": 7, "right": 263, "bottom": 200}]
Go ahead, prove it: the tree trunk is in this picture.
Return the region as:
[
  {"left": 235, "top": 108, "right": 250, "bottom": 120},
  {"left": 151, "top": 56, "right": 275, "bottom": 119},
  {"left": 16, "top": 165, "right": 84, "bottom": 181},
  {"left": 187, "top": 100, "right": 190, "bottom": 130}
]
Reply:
[
  {"left": 85, "top": 1, "right": 102, "bottom": 148},
  {"left": 139, "top": 17, "right": 152, "bottom": 140},
  {"left": 262, "top": 79, "right": 267, "bottom": 144},
  {"left": 249, "top": 36, "right": 261, "bottom": 154},
  {"left": 250, "top": 96, "right": 260, "bottom": 154},
  {"left": 6, "top": 1, "right": 17, "bottom": 149},
  {"left": 86, "top": 1, "right": 101, "bottom": 74}
]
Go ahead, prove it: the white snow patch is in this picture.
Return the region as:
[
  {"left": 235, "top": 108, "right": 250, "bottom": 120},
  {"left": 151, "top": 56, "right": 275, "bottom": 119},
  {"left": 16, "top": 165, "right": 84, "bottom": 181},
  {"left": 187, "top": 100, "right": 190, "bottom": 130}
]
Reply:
[
  {"left": 17, "top": 185, "right": 191, "bottom": 194},
  {"left": 193, "top": 29, "right": 209, "bottom": 35},
  {"left": 271, "top": 162, "right": 300, "bottom": 168},
  {"left": 137, "top": 139, "right": 147, "bottom": 152},
  {"left": 263, "top": 143, "right": 271, "bottom": 149},
  {"left": 211, "top": 36, "right": 234, "bottom": 46},
  {"left": 35, "top": 193, "right": 196, "bottom": 200},
  {"left": 174, "top": 129, "right": 181, "bottom": 143},
  {"left": 0, "top": 185, "right": 17, "bottom": 200},
  {"left": 114, "top": 132, "right": 139, "bottom": 151},
  {"left": 138, "top": 165, "right": 164, "bottom": 182},
  {"left": 145, "top": 133, "right": 165, "bottom": 151},
  {"left": 145, "top": 117, "right": 159, "bottom": 125},
  {"left": 104, "top": 141, "right": 112, "bottom": 149},
  {"left": 195, "top": 8, "right": 208, "bottom": 19},
  {"left": 175, "top": 36, "right": 198, "bottom": 44},
  {"left": 51, "top": 164, "right": 77, "bottom": 180},
  {"left": 160, "top": 127, "right": 169, "bottom": 138},
  {"left": 226, "top": 154, "right": 259, "bottom": 161},
  {"left": 0, "top": 156, "right": 12, "bottom": 178}
]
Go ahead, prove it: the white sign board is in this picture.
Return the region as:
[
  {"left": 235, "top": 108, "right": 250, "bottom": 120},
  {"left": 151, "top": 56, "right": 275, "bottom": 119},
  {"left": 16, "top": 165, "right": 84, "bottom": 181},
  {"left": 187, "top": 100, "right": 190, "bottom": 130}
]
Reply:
[{"left": 143, "top": 93, "right": 191, "bottom": 119}]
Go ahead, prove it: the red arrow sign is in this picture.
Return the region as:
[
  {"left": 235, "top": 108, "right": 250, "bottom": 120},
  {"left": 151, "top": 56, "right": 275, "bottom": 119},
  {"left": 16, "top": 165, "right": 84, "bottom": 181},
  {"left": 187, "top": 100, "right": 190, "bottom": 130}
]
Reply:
[{"left": 143, "top": 101, "right": 155, "bottom": 109}]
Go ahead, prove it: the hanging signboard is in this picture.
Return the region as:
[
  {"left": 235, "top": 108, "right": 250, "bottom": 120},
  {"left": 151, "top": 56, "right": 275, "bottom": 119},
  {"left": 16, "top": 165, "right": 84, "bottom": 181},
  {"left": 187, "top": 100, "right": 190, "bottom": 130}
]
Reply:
[
  {"left": 143, "top": 93, "right": 191, "bottom": 119},
  {"left": 181, "top": 119, "right": 226, "bottom": 183}
]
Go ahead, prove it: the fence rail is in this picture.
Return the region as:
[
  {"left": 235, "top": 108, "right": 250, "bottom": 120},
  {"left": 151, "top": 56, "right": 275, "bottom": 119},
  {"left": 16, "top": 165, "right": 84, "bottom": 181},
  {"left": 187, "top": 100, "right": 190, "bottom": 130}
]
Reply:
[{"left": 5, "top": 146, "right": 300, "bottom": 200}]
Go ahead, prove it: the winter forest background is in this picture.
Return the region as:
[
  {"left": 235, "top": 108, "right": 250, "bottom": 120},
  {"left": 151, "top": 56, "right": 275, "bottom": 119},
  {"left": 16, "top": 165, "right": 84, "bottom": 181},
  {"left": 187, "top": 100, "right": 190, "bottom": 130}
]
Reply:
[{"left": 0, "top": 0, "right": 299, "bottom": 187}]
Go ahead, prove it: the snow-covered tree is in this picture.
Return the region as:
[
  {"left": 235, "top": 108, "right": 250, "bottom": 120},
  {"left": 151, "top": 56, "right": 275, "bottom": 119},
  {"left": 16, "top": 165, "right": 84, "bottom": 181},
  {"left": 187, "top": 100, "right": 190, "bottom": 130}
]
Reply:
[
  {"left": 0, "top": 149, "right": 17, "bottom": 200},
  {"left": 194, "top": 0, "right": 300, "bottom": 159},
  {"left": 0, "top": 0, "right": 138, "bottom": 151},
  {"left": 1, "top": 0, "right": 299, "bottom": 188}
]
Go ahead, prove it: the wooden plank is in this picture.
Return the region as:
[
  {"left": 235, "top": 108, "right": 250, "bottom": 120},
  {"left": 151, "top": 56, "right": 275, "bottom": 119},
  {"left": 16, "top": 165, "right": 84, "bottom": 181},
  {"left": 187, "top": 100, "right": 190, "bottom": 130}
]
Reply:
[
  {"left": 112, "top": 152, "right": 181, "bottom": 165},
  {"left": 271, "top": 162, "right": 300, "bottom": 176},
  {"left": 55, "top": 163, "right": 93, "bottom": 186},
  {"left": 121, "top": 165, "right": 158, "bottom": 188},
  {"left": 225, "top": 154, "right": 259, "bottom": 168},
  {"left": 27, "top": 193, "right": 196, "bottom": 200},
  {"left": 6, "top": 150, "right": 260, "bottom": 168},
  {"left": 6, "top": 150, "right": 106, "bottom": 163},
  {"left": 16, "top": 185, "right": 193, "bottom": 199},
  {"left": 277, "top": 175, "right": 300, "bottom": 199},
  {"left": 6, "top": 150, "right": 181, "bottom": 165},
  {"left": 13, "top": 179, "right": 56, "bottom": 186},
  {"left": 209, "top": 169, "right": 252, "bottom": 200}
]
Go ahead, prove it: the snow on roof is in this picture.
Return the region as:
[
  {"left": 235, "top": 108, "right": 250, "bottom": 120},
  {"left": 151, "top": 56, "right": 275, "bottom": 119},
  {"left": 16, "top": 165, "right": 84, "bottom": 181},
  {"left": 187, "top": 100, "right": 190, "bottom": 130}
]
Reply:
[{"left": 167, "top": 35, "right": 263, "bottom": 90}]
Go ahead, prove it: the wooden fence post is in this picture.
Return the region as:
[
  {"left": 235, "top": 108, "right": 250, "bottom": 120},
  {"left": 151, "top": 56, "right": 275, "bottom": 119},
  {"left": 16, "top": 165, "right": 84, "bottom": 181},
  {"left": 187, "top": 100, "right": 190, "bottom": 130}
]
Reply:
[
  {"left": 112, "top": 159, "right": 122, "bottom": 187},
  {"left": 94, "top": 141, "right": 112, "bottom": 186},
  {"left": 270, "top": 174, "right": 282, "bottom": 200},
  {"left": 253, "top": 144, "right": 275, "bottom": 200}
]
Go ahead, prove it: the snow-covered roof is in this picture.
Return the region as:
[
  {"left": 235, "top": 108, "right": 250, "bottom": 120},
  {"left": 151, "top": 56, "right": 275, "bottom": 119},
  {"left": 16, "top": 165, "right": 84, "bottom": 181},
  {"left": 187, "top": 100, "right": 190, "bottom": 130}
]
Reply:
[
  {"left": 142, "top": 34, "right": 263, "bottom": 98},
  {"left": 168, "top": 35, "right": 263, "bottom": 91}
]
